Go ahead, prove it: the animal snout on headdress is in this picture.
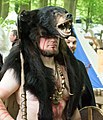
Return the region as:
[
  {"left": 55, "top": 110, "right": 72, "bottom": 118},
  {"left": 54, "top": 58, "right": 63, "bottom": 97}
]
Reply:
[{"left": 17, "top": 6, "right": 73, "bottom": 42}]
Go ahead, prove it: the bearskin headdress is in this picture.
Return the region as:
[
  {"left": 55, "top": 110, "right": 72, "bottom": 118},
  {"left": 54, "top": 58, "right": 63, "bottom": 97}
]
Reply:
[{"left": 17, "top": 6, "right": 73, "bottom": 41}]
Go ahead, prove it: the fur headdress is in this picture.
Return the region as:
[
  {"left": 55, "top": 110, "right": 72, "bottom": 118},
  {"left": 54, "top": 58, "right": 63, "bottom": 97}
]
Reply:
[{"left": 17, "top": 6, "right": 73, "bottom": 41}]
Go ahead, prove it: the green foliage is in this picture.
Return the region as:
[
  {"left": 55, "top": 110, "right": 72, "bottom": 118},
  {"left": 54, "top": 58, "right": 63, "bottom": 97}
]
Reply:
[
  {"left": 31, "top": 0, "right": 64, "bottom": 9},
  {"left": 77, "top": 0, "right": 103, "bottom": 31},
  {"left": 77, "top": 0, "right": 103, "bottom": 23},
  {"left": 1, "top": 0, "right": 103, "bottom": 33},
  {"left": 0, "top": 17, "right": 4, "bottom": 24},
  {"left": 1, "top": 19, "right": 16, "bottom": 32}
]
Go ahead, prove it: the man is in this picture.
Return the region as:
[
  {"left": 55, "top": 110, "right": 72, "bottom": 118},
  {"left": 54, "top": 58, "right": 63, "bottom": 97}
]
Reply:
[
  {"left": 0, "top": 6, "right": 83, "bottom": 120},
  {"left": 9, "top": 29, "right": 19, "bottom": 47},
  {"left": 65, "top": 34, "right": 96, "bottom": 109}
]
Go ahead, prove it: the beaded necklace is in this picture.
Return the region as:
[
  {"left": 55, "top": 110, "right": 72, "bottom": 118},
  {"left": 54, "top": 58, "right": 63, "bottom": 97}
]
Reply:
[{"left": 50, "top": 64, "right": 65, "bottom": 105}]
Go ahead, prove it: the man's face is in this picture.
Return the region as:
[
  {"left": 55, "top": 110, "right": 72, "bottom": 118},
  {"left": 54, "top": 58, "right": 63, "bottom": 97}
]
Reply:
[
  {"left": 65, "top": 36, "right": 77, "bottom": 53},
  {"left": 39, "top": 37, "right": 60, "bottom": 57},
  {"left": 9, "top": 32, "right": 16, "bottom": 42}
]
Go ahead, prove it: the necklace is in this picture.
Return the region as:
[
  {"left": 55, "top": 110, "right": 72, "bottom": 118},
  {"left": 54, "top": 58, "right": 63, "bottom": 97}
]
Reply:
[{"left": 50, "top": 64, "right": 65, "bottom": 105}]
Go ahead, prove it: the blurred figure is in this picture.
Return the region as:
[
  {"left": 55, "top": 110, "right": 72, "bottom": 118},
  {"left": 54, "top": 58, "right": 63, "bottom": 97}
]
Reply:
[
  {"left": 65, "top": 34, "right": 96, "bottom": 109},
  {"left": 0, "top": 26, "right": 9, "bottom": 58},
  {"left": 9, "top": 29, "right": 19, "bottom": 47},
  {"left": 0, "top": 53, "right": 3, "bottom": 70},
  {"left": 0, "top": 26, "right": 10, "bottom": 64}
]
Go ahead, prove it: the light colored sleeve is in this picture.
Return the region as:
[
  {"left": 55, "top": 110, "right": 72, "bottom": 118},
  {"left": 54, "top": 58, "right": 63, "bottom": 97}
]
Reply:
[{"left": 0, "top": 69, "right": 20, "bottom": 120}]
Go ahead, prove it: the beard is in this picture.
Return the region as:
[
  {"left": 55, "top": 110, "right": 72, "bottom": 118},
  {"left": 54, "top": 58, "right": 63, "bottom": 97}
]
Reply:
[{"left": 40, "top": 49, "right": 59, "bottom": 57}]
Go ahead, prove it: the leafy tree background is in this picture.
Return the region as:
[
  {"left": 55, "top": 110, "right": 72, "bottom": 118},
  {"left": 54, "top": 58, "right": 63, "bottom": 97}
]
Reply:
[
  {"left": 0, "top": 0, "right": 103, "bottom": 55},
  {"left": 0, "top": 0, "right": 103, "bottom": 31}
]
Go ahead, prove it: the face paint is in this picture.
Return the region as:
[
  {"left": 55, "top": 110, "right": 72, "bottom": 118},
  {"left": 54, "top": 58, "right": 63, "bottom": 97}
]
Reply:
[
  {"left": 39, "top": 37, "right": 46, "bottom": 51},
  {"left": 39, "top": 37, "right": 60, "bottom": 57}
]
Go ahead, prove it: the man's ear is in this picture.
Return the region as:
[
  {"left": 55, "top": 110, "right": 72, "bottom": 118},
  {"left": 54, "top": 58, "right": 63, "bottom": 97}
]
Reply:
[
  {"left": 19, "top": 9, "right": 39, "bottom": 23},
  {"left": 17, "top": 9, "right": 40, "bottom": 39}
]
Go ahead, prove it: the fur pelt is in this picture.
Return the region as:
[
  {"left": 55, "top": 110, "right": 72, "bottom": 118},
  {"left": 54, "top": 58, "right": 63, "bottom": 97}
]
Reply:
[{"left": 0, "top": 6, "right": 83, "bottom": 120}]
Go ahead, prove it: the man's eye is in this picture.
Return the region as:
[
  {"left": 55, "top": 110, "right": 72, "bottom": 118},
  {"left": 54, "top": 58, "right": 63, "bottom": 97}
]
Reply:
[{"left": 73, "top": 41, "right": 76, "bottom": 44}]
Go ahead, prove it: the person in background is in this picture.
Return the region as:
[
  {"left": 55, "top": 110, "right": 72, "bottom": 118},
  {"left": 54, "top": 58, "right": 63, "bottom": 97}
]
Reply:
[
  {"left": 9, "top": 30, "right": 19, "bottom": 47},
  {"left": 65, "top": 33, "right": 96, "bottom": 109},
  {"left": 0, "top": 26, "right": 9, "bottom": 60},
  {"left": 65, "top": 35, "right": 77, "bottom": 53}
]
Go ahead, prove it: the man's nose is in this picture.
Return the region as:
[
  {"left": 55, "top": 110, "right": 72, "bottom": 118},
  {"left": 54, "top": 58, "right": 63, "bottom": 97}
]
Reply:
[{"left": 69, "top": 42, "right": 73, "bottom": 47}]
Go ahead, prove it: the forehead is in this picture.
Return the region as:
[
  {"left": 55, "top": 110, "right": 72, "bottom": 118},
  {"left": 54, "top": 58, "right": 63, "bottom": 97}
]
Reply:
[
  {"left": 9, "top": 32, "right": 14, "bottom": 36},
  {"left": 67, "top": 36, "right": 76, "bottom": 41}
]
